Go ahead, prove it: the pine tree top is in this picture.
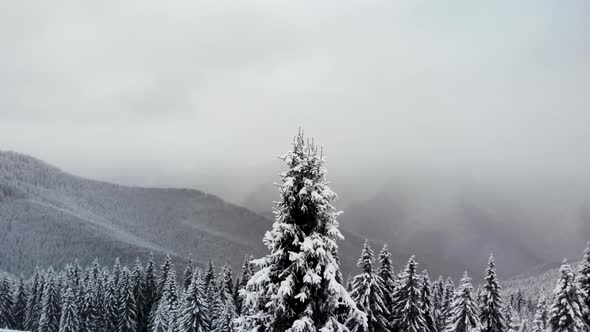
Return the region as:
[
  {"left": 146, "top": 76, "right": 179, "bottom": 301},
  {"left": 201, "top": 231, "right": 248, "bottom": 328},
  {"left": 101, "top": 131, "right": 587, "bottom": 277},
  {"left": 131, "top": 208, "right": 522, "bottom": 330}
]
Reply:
[{"left": 358, "top": 240, "right": 375, "bottom": 274}]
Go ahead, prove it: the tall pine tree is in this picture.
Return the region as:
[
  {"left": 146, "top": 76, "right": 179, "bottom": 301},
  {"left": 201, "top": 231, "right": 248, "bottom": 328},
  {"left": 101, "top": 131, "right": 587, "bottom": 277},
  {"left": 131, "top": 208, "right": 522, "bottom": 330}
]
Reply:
[
  {"left": 444, "top": 272, "right": 478, "bottom": 332},
  {"left": 39, "top": 270, "right": 60, "bottom": 332},
  {"left": 479, "top": 254, "right": 506, "bottom": 332},
  {"left": 237, "top": 131, "right": 366, "bottom": 331},
  {"left": 59, "top": 286, "right": 80, "bottom": 332},
  {"left": 179, "top": 272, "right": 210, "bottom": 332},
  {"left": 378, "top": 244, "right": 396, "bottom": 326},
  {"left": 548, "top": 261, "right": 587, "bottom": 332},
  {"left": 391, "top": 256, "right": 427, "bottom": 332},
  {"left": 576, "top": 242, "right": 590, "bottom": 327},
  {"left": 0, "top": 275, "right": 14, "bottom": 329},
  {"left": 421, "top": 270, "right": 437, "bottom": 332},
  {"left": 12, "top": 276, "right": 27, "bottom": 330},
  {"left": 531, "top": 294, "right": 548, "bottom": 332},
  {"left": 350, "top": 240, "right": 390, "bottom": 332}
]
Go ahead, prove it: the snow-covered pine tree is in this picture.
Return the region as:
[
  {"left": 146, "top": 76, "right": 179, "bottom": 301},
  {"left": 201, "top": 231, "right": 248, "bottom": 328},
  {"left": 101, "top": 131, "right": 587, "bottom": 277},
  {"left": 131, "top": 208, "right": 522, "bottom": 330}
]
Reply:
[
  {"left": 213, "top": 304, "right": 235, "bottom": 332},
  {"left": 444, "top": 272, "right": 478, "bottom": 332},
  {"left": 442, "top": 277, "right": 456, "bottom": 325},
  {"left": 179, "top": 271, "right": 210, "bottom": 332},
  {"left": 24, "top": 267, "right": 43, "bottom": 331},
  {"left": 378, "top": 244, "right": 396, "bottom": 323},
  {"left": 433, "top": 277, "right": 446, "bottom": 332},
  {"left": 80, "top": 277, "right": 101, "bottom": 332},
  {"left": 391, "top": 256, "right": 427, "bottom": 332},
  {"left": 161, "top": 269, "right": 180, "bottom": 331},
  {"left": 204, "top": 260, "right": 215, "bottom": 291},
  {"left": 211, "top": 266, "right": 237, "bottom": 331},
  {"left": 12, "top": 276, "right": 27, "bottom": 330},
  {"left": 479, "top": 254, "right": 506, "bottom": 332},
  {"left": 103, "top": 275, "right": 120, "bottom": 332},
  {"left": 0, "top": 275, "right": 14, "bottom": 329},
  {"left": 234, "top": 256, "right": 253, "bottom": 315},
  {"left": 421, "top": 270, "right": 437, "bottom": 332},
  {"left": 112, "top": 258, "right": 122, "bottom": 288},
  {"left": 157, "top": 255, "right": 174, "bottom": 301},
  {"left": 548, "top": 261, "right": 587, "bottom": 332},
  {"left": 531, "top": 294, "right": 548, "bottom": 332},
  {"left": 576, "top": 242, "right": 590, "bottom": 327},
  {"left": 350, "top": 240, "right": 390, "bottom": 332},
  {"left": 118, "top": 267, "right": 139, "bottom": 332},
  {"left": 151, "top": 298, "right": 171, "bottom": 332},
  {"left": 237, "top": 130, "right": 366, "bottom": 332},
  {"left": 131, "top": 258, "right": 147, "bottom": 332},
  {"left": 144, "top": 252, "right": 158, "bottom": 330},
  {"left": 59, "top": 286, "right": 80, "bottom": 332},
  {"left": 184, "top": 256, "right": 195, "bottom": 291},
  {"left": 39, "top": 269, "right": 61, "bottom": 332},
  {"left": 515, "top": 290, "right": 526, "bottom": 315}
]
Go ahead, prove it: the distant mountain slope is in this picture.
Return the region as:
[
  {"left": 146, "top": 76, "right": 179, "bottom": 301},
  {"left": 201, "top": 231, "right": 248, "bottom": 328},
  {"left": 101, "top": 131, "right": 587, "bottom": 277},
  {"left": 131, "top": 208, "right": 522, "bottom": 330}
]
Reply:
[{"left": 0, "top": 151, "right": 275, "bottom": 275}]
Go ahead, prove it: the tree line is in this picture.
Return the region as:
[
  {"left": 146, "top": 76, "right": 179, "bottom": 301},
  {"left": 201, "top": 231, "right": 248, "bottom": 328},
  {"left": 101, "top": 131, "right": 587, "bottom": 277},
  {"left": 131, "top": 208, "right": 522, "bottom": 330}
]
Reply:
[{"left": 0, "top": 130, "right": 589, "bottom": 331}]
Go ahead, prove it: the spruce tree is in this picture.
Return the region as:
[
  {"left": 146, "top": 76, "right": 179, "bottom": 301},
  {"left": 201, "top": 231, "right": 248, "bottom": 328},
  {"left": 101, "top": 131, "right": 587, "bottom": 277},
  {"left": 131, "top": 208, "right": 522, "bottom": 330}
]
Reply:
[
  {"left": 378, "top": 244, "right": 396, "bottom": 325},
  {"left": 421, "top": 270, "right": 437, "bottom": 332},
  {"left": 237, "top": 131, "right": 366, "bottom": 331},
  {"left": 80, "top": 277, "right": 100, "bottom": 332},
  {"left": 25, "top": 267, "right": 43, "bottom": 331},
  {"left": 179, "top": 272, "right": 210, "bottom": 332},
  {"left": 391, "top": 256, "right": 427, "bottom": 332},
  {"left": 161, "top": 269, "right": 180, "bottom": 331},
  {"left": 212, "top": 304, "right": 234, "bottom": 332},
  {"left": 234, "top": 255, "right": 253, "bottom": 315},
  {"left": 103, "top": 276, "right": 120, "bottom": 332},
  {"left": 433, "top": 276, "right": 446, "bottom": 332},
  {"left": 479, "top": 254, "right": 506, "bottom": 332},
  {"left": 204, "top": 260, "right": 215, "bottom": 292},
  {"left": 548, "top": 261, "right": 587, "bottom": 332},
  {"left": 0, "top": 275, "right": 14, "bottom": 329},
  {"left": 39, "top": 270, "right": 61, "bottom": 332},
  {"left": 444, "top": 272, "right": 478, "bottom": 332},
  {"left": 12, "top": 276, "right": 27, "bottom": 330},
  {"left": 144, "top": 253, "right": 157, "bottom": 329},
  {"left": 59, "top": 286, "right": 80, "bottom": 332},
  {"left": 442, "top": 277, "right": 456, "bottom": 325},
  {"left": 151, "top": 299, "right": 171, "bottom": 332},
  {"left": 576, "top": 242, "right": 590, "bottom": 327},
  {"left": 350, "top": 240, "right": 390, "bottom": 332},
  {"left": 132, "top": 258, "right": 147, "bottom": 331},
  {"left": 118, "top": 267, "right": 139, "bottom": 332},
  {"left": 157, "top": 255, "right": 174, "bottom": 300},
  {"left": 531, "top": 294, "right": 548, "bottom": 332},
  {"left": 184, "top": 256, "right": 195, "bottom": 291}
]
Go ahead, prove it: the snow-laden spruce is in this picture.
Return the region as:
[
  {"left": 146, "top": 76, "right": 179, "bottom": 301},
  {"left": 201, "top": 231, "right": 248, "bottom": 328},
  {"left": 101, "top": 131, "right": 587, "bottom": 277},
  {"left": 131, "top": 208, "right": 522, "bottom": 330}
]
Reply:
[
  {"left": 548, "top": 261, "right": 587, "bottom": 332},
  {"left": 350, "top": 240, "right": 391, "bottom": 332},
  {"left": 479, "top": 254, "right": 506, "bottom": 332},
  {"left": 237, "top": 131, "right": 367, "bottom": 332},
  {"left": 531, "top": 294, "right": 548, "bottom": 332},
  {"left": 420, "top": 271, "right": 437, "bottom": 332},
  {"left": 444, "top": 272, "right": 478, "bottom": 332},
  {"left": 576, "top": 242, "right": 590, "bottom": 327},
  {"left": 391, "top": 256, "right": 427, "bottom": 332}
]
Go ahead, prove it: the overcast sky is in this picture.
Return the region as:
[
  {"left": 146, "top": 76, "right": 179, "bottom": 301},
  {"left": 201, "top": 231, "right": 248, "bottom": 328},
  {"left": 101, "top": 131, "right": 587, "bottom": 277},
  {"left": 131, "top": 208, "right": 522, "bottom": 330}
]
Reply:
[{"left": 1, "top": 0, "right": 589, "bottom": 202}]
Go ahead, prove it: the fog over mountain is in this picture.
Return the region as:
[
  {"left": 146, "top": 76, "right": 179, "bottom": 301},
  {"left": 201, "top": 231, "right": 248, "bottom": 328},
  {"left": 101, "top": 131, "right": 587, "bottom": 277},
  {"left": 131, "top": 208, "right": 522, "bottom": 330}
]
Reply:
[{"left": 1, "top": 0, "right": 589, "bottom": 277}]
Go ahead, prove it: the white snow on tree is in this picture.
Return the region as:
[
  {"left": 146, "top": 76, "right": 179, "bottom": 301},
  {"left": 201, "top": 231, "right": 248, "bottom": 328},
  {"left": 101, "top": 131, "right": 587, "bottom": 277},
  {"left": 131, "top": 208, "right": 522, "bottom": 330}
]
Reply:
[
  {"left": 531, "top": 293, "right": 548, "bottom": 332},
  {"left": 59, "top": 286, "right": 80, "bottom": 332},
  {"left": 350, "top": 240, "right": 391, "bottom": 332},
  {"left": 236, "top": 130, "right": 366, "bottom": 332},
  {"left": 444, "top": 272, "right": 478, "bottom": 332},
  {"left": 179, "top": 271, "right": 210, "bottom": 332},
  {"left": 391, "top": 256, "right": 427, "bottom": 332},
  {"left": 548, "top": 260, "right": 587, "bottom": 332},
  {"left": 479, "top": 254, "right": 506, "bottom": 332},
  {"left": 576, "top": 242, "right": 590, "bottom": 327}
]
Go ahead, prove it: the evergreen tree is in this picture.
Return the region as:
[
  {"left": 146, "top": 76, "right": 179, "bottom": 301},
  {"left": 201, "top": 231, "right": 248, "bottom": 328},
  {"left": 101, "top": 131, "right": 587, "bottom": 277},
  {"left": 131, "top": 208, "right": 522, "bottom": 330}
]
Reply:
[
  {"left": 80, "top": 277, "right": 100, "bottom": 332},
  {"left": 112, "top": 258, "right": 122, "bottom": 288},
  {"left": 59, "top": 286, "right": 80, "bottom": 332},
  {"left": 479, "top": 254, "right": 506, "bottom": 332},
  {"left": 433, "top": 277, "right": 446, "bottom": 332},
  {"left": 0, "top": 275, "right": 14, "bottom": 329},
  {"left": 203, "top": 260, "right": 215, "bottom": 292},
  {"left": 179, "top": 272, "right": 210, "bottom": 332},
  {"left": 234, "top": 255, "right": 253, "bottom": 315},
  {"left": 548, "top": 261, "right": 587, "bottom": 332},
  {"left": 350, "top": 240, "right": 390, "bottom": 332},
  {"left": 39, "top": 270, "right": 61, "bottom": 332},
  {"left": 531, "top": 294, "right": 549, "bottom": 332},
  {"left": 391, "top": 256, "right": 427, "bottom": 332},
  {"left": 237, "top": 131, "right": 366, "bottom": 331},
  {"left": 421, "top": 270, "right": 437, "bottom": 332},
  {"left": 157, "top": 255, "right": 174, "bottom": 300},
  {"left": 576, "top": 242, "right": 590, "bottom": 327},
  {"left": 25, "top": 267, "right": 43, "bottom": 331},
  {"left": 444, "top": 272, "right": 478, "bottom": 332},
  {"left": 161, "top": 270, "right": 180, "bottom": 331},
  {"left": 442, "top": 277, "right": 456, "bottom": 325},
  {"left": 118, "top": 267, "right": 139, "bottom": 332},
  {"left": 377, "top": 244, "right": 396, "bottom": 324},
  {"left": 144, "top": 252, "right": 157, "bottom": 330},
  {"left": 12, "top": 276, "right": 27, "bottom": 330},
  {"left": 212, "top": 304, "right": 234, "bottom": 332},
  {"left": 131, "top": 258, "right": 147, "bottom": 331},
  {"left": 184, "top": 256, "right": 195, "bottom": 291},
  {"left": 151, "top": 299, "right": 171, "bottom": 332},
  {"left": 103, "top": 276, "right": 120, "bottom": 332}
]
